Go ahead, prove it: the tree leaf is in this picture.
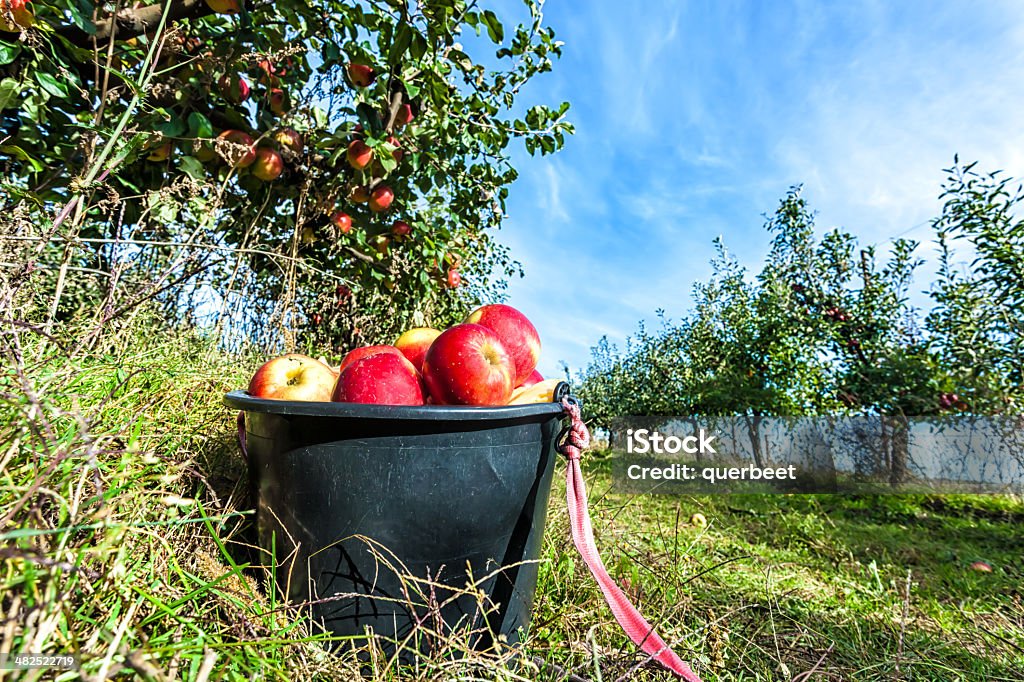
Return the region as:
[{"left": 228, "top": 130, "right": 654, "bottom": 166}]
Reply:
[
  {"left": 482, "top": 10, "right": 504, "bottom": 44},
  {"left": 187, "top": 112, "right": 214, "bottom": 139},
  {"left": 0, "top": 78, "right": 20, "bottom": 110},
  {"left": 0, "top": 41, "right": 20, "bottom": 66},
  {"left": 34, "top": 72, "right": 70, "bottom": 99}
]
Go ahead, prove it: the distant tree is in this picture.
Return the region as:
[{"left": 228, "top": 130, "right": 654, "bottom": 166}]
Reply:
[{"left": 927, "top": 159, "right": 1024, "bottom": 414}]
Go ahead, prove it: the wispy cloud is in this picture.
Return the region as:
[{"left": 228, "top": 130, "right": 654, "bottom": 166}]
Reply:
[{"left": 492, "top": 0, "right": 1024, "bottom": 375}]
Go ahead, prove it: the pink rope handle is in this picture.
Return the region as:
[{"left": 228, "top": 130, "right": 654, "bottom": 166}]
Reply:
[{"left": 558, "top": 397, "right": 703, "bottom": 681}]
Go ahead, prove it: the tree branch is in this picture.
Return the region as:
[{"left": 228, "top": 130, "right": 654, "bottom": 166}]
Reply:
[{"left": 60, "top": 0, "right": 214, "bottom": 47}]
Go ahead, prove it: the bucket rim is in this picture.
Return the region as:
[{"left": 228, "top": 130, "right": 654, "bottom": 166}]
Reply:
[{"left": 224, "top": 388, "right": 568, "bottom": 421}]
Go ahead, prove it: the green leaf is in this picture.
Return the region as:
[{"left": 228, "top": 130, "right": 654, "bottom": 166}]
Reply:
[
  {"left": 0, "top": 145, "right": 45, "bottom": 172},
  {"left": 178, "top": 155, "right": 205, "bottom": 180},
  {"left": 410, "top": 32, "right": 427, "bottom": 61},
  {"left": 34, "top": 72, "right": 70, "bottom": 99},
  {"left": 187, "top": 112, "right": 214, "bottom": 139},
  {"left": 388, "top": 23, "right": 413, "bottom": 66},
  {"left": 157, "top": 116, "right": 187, "bottom": 137},
  {"left": 0, "top": 41, "right": 20, "bottom": 66},
  {"left": 0, "top": 78, "right": 20, "bottom": 110},
  {"left": 482, "top": 10, "right": 504, "bottom": 44}
]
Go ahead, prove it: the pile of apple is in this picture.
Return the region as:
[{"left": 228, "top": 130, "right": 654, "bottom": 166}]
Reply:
[{"left": 248, "top": 304, "right": 560, "bottom": 406}]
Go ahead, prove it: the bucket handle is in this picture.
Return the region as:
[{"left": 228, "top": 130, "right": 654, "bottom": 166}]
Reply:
[
  {"left": 557, "top": 394, "right": 703, "bottom": 682},
  {"left": 236, "top": 411, "right": 248, "bottom": 463}
]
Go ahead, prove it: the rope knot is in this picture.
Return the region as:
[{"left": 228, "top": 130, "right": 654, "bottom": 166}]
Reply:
[{"left": 557, "top": 396, "right": 590, "bottom": 460}]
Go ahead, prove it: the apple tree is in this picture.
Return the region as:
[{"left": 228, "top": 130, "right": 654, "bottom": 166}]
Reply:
[{"left": 0, "top": 0, "right": 572, "bottom": 351}]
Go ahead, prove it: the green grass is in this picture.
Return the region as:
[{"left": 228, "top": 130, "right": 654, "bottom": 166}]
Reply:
[{"left": 2, "top": 323, "right": 1022, "bottom": 681}]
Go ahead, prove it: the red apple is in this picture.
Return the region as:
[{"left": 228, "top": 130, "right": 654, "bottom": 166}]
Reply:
[
  {"left": 447, "top": 267, "right": 461, "bottom": 289},
  {"left": 256, "top": 58, "right": 279, "bottom": 86},
  {"left": 464, "top": 304, "right": 541, "bottom": 386},
  {"left": 204, "top": 0, "right": 240, "bottom": 14},
  {"left": 217, "top": 129, "right": 256, "bottom": 168},
  {"left": 350, "top": 185, "right": 371, "bottom": 203},
  {"left": 394, "top": 327, "right": 440, "bottom": 372},
  {"left": 218, "top": 74, "right": 250, "bottom": 103},
  {"left": 248, "top": 353, "right": 337, "bottom": 401},
  {"left": 252, "top": 147, "right": 284, "bottom": 181},
  {"left": 386, "top": 135, "right": 402, "bottom": 162},
  {"left": 394, "top": 103, "right": 414, "bottom": 127},
  {"left": 0, "top": 0, "right": 33, "bottom": 31},
  {"left": 332, "top": 351, "right": 424, "bottom": 405},
  {"left": 970, "top": 561, "right": 993, "bottom": 573},
  {"left": 338, "top": 344, "right": 404, "bottom": 373},
  {"left": 375, "top": 235, "right": 390, "bottom": 255},
  {"left": 368, "top": 185, "right": 394, "bottom": 212},
  {"left": 331, "top": 211, "right": 352, "bottom": 233},
  {"left": 517, "top": 368, "right": 544, "bottom": 389},
  {"left": 335, "top": 284, "right": 352, "bottom": 302},
  {"left": 347, "top": 140, "right": 372, "bottom": 170},
  {"left": 422, "top": 324, "right": 515, "bottom": 405},
  {"left": 347, "top": 63, "right": 375, "bottom": 88},
  {"left": 274, "top": 127, "right": 303, "bottom": 154},
  {"left": 390, "top": 220, "right": 412, "bottom": 238},
  {"left": 268, "top": 88, "right": 288, "bottom": 116}
]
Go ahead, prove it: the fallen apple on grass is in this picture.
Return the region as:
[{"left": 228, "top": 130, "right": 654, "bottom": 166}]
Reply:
[{"left": 248, "top": 353, "right": 338, "bottom": 401}]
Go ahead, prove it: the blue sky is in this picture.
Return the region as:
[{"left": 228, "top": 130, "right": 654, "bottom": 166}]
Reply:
[{"left": 481, "top": 0, "right": 1024, "bottom": 378}]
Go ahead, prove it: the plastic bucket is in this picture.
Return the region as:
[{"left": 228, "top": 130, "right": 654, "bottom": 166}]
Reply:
[{"left": 224, "top": 387, "right": 568, "bottom": 657}]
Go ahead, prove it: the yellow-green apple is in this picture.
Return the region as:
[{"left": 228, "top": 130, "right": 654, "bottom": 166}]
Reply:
[
  {"left": 248, "top": 353, "right": 337, "bottom": 401},
  {"left": 331, "top": 211, "right": 352, "bottom": 233},
  {"left": 217, "top": 129, "right": 256, "bottom": 167},
  {"left": 375, "top": 235, "right": 390, "bottom": 255},
  {"left": 338, "top": 344, "right": 404, "bottom": 373},
  {"left": 204, "top": 0, "right": 241, "bottom": 14},
  {"left": 394, "top": 103, "right": 414, "bottom": 127},
  {"left": 394, "top": 327, "right": 441, "bottom": 372},
  {"left": 274, "top": 127, "right": 303, "bottom": 154},
  {"left": 252, "top": 147, "right": 284, "bottom": 181},
  {"left": 268, "top": 88, "right": 287, "bottom": 116},
  {"left": 332, "top": 351, "right": 424, "bottom": 405},
  {"left": 347, "top": 63, "right": 375, "bottom": 87},
  {"left": 0, "top": 0, "right": 33, "bottom": 31},
  {"left": 350, "top": 184, "right": 371, "bottom": 203},
  {"left": 422, "top": 324, "right": 515, "bottom": 405},
  {"left": 464, "top": 304, "right": 540, "bottom": 386},
  {"left": 508, "top": 378, "right": 560, "bottom": 405},
  {"left": 193, "top": 140, "right": 217, "bottom": 163},
  {"left": 517, "top": 368, "right": 544, "bottom": 388},
  {"left": 218, "top": 74, "right": 250, "bottom": 103},
  {"left": 447, "top": 267, "right": 461, "bottom": 289},
  {"left": 390, "top": 220, "right": 411, "bottom": 238},
  {"left": 146, "top": 141, "right": 172, "bottom": 162},
  {"left": 346, "top": 140, "right": 372, "bottom": 170},
  {"left": 368, "top": 185, "right": 394, "bottom": 212}
]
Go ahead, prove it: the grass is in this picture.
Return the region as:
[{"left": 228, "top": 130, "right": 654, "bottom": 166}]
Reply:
[{"left": 2, "top": 321, "right": 1022, "bottom": 681}]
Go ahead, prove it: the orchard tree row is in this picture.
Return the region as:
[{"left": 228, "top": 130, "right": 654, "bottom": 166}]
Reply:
[
  {"left": 0, "top": 0, "right": 572, "bottom": 350},
  {"left": 578, "top": 160, "right": 1024, "bottom": 429}
]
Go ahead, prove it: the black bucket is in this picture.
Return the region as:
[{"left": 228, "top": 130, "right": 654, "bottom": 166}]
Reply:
[{"left": 224, "top": 386, "right": 569, "bottom": 658}]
